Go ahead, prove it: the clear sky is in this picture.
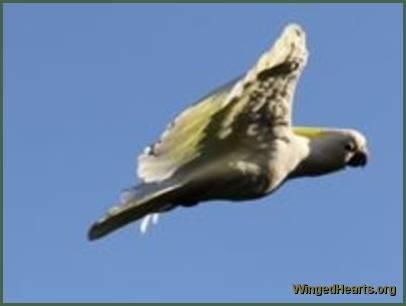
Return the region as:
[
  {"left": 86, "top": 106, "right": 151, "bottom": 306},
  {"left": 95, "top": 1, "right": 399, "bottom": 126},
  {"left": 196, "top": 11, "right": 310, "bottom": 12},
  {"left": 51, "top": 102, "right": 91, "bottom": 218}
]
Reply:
[{"left": 4, "top": 4, "right": 403, "bottom": 303}]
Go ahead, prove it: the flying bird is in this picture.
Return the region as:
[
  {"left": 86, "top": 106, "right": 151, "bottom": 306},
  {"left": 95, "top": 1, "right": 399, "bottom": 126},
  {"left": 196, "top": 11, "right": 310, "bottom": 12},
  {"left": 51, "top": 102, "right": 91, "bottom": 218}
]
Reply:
[{"left": 88, "top": 24, "right": 368, "bottom": 241}]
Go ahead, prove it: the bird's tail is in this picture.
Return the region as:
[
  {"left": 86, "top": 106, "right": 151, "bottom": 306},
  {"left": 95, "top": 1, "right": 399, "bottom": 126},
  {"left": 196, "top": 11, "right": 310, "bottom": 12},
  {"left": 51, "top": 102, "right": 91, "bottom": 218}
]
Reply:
[{"left": 88, "top": 181, "right": 182, "bottom": 241}]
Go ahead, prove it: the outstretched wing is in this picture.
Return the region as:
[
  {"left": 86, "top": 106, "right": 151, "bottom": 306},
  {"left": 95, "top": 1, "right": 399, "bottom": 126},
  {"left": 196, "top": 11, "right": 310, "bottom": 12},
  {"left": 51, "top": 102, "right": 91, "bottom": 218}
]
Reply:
[
  {"left": 137, "top": 78, "right": 237, "bottom": 182},
  {"left": 138, "top": 24, "right": 308, "bottom": 183}
]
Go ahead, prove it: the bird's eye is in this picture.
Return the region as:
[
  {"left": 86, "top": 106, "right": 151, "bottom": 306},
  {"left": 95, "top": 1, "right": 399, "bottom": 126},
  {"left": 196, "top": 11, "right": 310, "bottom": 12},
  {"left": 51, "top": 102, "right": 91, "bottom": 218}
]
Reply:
[{"left": 345, "top": 142, "right": 356, "bottom": 152}]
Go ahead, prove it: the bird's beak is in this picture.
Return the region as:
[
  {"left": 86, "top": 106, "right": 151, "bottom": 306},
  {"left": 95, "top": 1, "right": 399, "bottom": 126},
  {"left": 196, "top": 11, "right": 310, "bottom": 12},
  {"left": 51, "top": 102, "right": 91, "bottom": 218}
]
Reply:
[{"left": 348, "top": 149, "right": 369, "bottom": 167}]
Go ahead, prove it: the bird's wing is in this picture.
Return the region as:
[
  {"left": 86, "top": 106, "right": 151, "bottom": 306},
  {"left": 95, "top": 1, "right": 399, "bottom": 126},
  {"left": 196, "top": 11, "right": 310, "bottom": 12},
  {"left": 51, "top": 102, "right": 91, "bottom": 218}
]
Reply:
[
  {"left": 88, "top": 180, "right": 183, "bottom": 240},
  {"left": 138, "top": 24, "right": 308, "bottom": 183},
  {"left": 137, "top": 79, "right": 235, "bottom": 182}
]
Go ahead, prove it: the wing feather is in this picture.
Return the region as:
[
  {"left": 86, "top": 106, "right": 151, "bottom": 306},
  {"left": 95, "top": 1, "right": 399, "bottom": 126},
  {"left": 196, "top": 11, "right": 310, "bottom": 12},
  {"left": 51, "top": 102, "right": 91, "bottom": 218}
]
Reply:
[
  {"left": 137, "top": 80, "right": 236, "bottom": 182},
  {"left": 138, "top": 24, "right": 308, "bottom": 183}
]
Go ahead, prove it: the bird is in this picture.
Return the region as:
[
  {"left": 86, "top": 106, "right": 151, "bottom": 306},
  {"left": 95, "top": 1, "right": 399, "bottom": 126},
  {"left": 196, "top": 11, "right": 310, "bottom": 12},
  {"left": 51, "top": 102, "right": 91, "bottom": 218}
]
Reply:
[{"left": 88, "top": 23, "right": 368, "bottom": 241}]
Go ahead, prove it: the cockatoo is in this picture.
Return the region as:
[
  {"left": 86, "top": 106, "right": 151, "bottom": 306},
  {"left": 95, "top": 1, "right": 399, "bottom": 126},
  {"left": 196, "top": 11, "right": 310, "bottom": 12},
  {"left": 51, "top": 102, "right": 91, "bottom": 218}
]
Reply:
[{"left": 88, "top": 24, "right": 368, "bottom": 241}]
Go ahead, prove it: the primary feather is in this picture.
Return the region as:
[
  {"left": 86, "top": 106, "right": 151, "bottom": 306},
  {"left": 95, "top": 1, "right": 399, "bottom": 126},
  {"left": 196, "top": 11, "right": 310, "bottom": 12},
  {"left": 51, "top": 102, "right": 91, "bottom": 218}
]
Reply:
[{"left": 88, "top": 181, "right": 182, "bottom": 240}]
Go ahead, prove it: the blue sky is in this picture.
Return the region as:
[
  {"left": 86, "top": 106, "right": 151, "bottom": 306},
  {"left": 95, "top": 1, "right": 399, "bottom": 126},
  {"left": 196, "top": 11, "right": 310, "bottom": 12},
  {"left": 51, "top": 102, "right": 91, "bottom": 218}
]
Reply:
[{"left": 4, "top": 4, "right": 403, "bottom": 303}]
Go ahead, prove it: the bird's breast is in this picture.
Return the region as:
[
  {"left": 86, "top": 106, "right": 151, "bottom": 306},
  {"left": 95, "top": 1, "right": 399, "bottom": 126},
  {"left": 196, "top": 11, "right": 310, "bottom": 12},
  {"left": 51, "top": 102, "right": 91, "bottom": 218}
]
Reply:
[{"left": 264, "top": 135, "right": 310, "bottom": 193}]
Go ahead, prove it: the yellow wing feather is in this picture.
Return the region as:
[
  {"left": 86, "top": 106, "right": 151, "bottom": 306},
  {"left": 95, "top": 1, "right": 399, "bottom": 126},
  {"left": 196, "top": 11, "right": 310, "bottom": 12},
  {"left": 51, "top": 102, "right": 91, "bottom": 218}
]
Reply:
[
  {"left": 138, "top": 24, "right": 308, "bottom": 183},
  {"left": 137, "top": 83, "right": 232, "bottom": 182}
]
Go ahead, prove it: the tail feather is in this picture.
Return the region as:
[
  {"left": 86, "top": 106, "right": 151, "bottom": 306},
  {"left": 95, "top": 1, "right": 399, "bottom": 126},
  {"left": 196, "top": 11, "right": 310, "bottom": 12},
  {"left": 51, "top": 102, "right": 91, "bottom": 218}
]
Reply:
[
  {"left": 88, "top": 182, "right": 181, "bottom": 241},
  {"left": 140, "top": 213, "right": 160, "bottom": 234}
]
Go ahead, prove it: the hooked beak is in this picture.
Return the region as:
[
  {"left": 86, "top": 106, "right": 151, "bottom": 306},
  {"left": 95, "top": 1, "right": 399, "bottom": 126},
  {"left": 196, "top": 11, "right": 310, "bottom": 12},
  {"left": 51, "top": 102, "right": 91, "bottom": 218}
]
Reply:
[{"left": 348, "top": 150, "right": 368, "bottom": 167}]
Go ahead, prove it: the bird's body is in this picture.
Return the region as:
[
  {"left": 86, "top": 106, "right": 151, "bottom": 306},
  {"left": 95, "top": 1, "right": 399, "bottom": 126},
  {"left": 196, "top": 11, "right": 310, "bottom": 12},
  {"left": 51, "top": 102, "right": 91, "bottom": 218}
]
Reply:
[{"left": 88, "top": 24, "right": 368, "bottom": 241}]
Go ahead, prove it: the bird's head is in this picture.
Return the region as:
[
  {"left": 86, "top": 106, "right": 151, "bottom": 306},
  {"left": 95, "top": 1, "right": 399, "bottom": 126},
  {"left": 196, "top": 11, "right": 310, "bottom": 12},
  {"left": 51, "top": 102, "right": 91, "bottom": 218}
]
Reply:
[
  {"left": 292, "top": 127, "right": 369, "bottom": 177},
  {"left": 340, "top": 129, "right": 369, "bottom": 168}
]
